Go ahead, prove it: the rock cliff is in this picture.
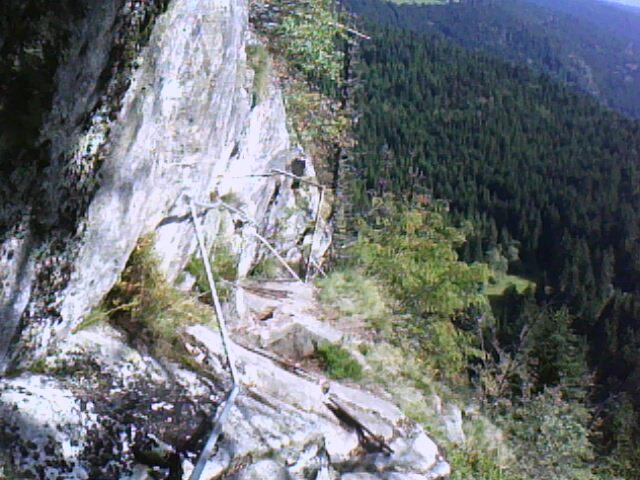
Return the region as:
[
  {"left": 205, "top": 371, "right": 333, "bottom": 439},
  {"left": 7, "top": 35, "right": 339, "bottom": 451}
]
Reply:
[
  {"left": 1, "top": 0, "right": 325, "bottom": 371},
  {"left": 0, "top": 1, "right": 449, "bottom": 478}
]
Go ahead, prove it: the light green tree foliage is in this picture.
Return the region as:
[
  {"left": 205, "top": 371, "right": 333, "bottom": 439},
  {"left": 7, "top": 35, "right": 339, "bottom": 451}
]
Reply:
[
  {"left": 275, "top": 0, "right": 345, "bottom": 84},
  {"left": 353, "top": 198, "right": 489, "bottom": 318},
  {"left": 328, "top": 198, "right": 601, "bottom": 478},
  {"left": 255, "top": 0, "right": 349, "bottom": 177},
  {"left": 507, "top": 388, "right": 596, "bottom": 480},
  {"left": 351, "top": 197, "right": 490, "bottom": 380}
]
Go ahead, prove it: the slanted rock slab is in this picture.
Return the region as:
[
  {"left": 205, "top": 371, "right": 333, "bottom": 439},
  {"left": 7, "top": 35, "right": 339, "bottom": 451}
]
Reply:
[{"left": 233, "top": 459, "right": 289, "bottom": 480}]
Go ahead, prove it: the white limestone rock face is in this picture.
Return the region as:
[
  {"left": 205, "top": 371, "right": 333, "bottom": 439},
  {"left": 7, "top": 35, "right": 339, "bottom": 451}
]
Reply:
[
  {"left": 60, "top": 0, "right": 251, "bottom": 326},
  {"left": 1, "top": 0, "right": 327, "bottom": 372},
  {"left": 0, "top": 232, "right": 36, "bottom": 366},
  {"left": 0, "top": 283, "right": 449, "bottom": 479},
  {"left": 233, "top": 459, "right": 290, "bottom": 480},
  {"left": 241, "top": 280, "right": 343, "bottom": 358},
  {"left": 0, "top": 0, "right": 126, "bottom": 372},
  {"left": 0, "top": 325, "right": 221, "bottom": 479},
  {"left": 0, "top": 322, "right": 450, "bottom": 479},
  {"left": 184, "top": 316, "right": 449, "bottom": 480},
  {"left": 374, "top": 432, "right": 439, "bottom": 473}
]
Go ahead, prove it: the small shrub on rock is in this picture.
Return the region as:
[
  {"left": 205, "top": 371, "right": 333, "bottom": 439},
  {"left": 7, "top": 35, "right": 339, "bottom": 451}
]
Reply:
[
  {"left": 316, "top": 342, "right": 363, "bottom": 380},
  {"left": 246, "top": 43, "right": 271, "bottom": 105},
  {"left": 82, "top": 234, "right": 214, "bottom": 360},
  {"left": 186, "top": 241, "right": 238, "bottom": 303}
]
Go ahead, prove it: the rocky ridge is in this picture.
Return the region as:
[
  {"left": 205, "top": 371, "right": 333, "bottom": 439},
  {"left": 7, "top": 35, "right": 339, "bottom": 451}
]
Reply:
[
  {"left": 0, "top": 279, "right": 452, "bottom": 479},
  {"left": 0, "top": 0, "right": 450, "bottom": 478}
]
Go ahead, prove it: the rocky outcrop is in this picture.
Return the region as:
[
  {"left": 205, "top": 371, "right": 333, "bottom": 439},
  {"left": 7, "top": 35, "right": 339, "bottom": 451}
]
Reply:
[
  {"left": 238, "top": 280, "right": 344, "bottom": 357},
  {"left": 0, "top": 0, "right": 447, "bottom": 478},
  {"left": 0, "top": 282, "right": 450, "bottom": 479},
  {"left": 0, "top": 324, "right": 220, "bottom": 479},
  {"left": 0, "top": 0, "right": 328, "bottom": 372}
]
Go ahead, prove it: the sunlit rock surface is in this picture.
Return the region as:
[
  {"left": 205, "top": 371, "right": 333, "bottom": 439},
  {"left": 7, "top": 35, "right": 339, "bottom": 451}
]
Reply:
[
  {"left": 0, "top": 0, "right": 328, "bottom": 371},
  {"left": 1, "top": 283, "right": 449, "bottom": 479},
  {"left": 0, "top": 0, "right": 447, "bottom": 478}
]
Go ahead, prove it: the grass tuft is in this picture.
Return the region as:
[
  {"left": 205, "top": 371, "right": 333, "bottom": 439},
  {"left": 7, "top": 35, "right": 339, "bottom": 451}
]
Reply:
[
  {"left": 485, "top": 274, "right": 535, "bottom": 297},
  {"left": 316, "top": 342, "right": 363, "bottom": 380},
  {"left": 78, "top": 234, "right": 215, "bottom": 361},
  {"left": 186, "top": 241, "right": 238, "bottom": 303},
  {"left": 249, "top": 256, "right": 281, "bottom": 279},
  {"left": 246, "top": 43, "right": 271, "bottom": 106},
  {"left": 317, "top": 270, "right": 389, "bottom": 331}
]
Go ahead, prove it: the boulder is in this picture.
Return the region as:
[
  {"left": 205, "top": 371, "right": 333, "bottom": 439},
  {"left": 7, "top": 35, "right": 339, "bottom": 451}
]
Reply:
[
  {"left": 234, "top": 459, "right": 290, "bottom": 480},
  {"left": 371, "top": 430, "right": 439, "bottom": 474},
  {"left": 442, "top": 403, "right": 465, "bottom": 445},
  {"left": 241, "top": 281, "right": 343, "bottom": 360}
]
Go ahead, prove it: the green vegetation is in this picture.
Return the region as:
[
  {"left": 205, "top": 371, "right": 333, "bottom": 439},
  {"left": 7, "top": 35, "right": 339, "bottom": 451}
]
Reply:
[
  {"left": 345, "top": 0, "right": 640, "bottom": 118},
  {"left": 352, "top": 199, "right": 490, "bottom": 319},
  {"left": 317, "top": 270, "right": 388, "bottom": 331},
  {"left": 251, "top": 0, "right": 351, "bottom": 181},
  {"left": 335, "top": 9, "right": 640, "bottom": 475},
  {"left": 282, "top": 80, "right": 351, "bottom": 166},
  {"left": 361, "top": 338, "right": 516, "bottom": 480},
  {"left": 344, "top": 199, "right": 606, "bottom": 480},
  {"left": 318, "top": 200, "right": 601, "bottom": 478},
  {"left": 316, "top": 342, "right": 363, "bottom": 380},
  {"left": 505, "top": 388, "right": 595, "bottom": 480},
  {"left": 349, "top": 198, "right": 490, "bottom": 382},
  {"left": 325, "top": 196, "right": 599, "bottom": 478},
  {"left": 246, "top": 43, "right": 271, "bottom": 105},
  {"left": 448, "top": 449, "right": 514, "bottom": 480},
  {"left": 81, "top": 235, "right": 214, "bottom": 360},
  {"left": 249, "top": 256, "right": 280, "bottom": 279},
  {"left": 27, "top": 358, "right": 48, "bottom": 374},
  {"left": 271, "top": 0, "right": 344, "bottom": 86},
  {"left": 216, "top": 191, "right": 244, "bottom": 208},
  {"left": 186, "top": 240, "right": 238, "bottom": 303},
  {"left": 485, "top": 274, "right": 535, "bottom": 297}
]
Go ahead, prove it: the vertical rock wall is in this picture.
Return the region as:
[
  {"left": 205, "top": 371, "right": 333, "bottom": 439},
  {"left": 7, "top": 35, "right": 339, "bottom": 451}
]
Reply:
[{"left": 0, "top": 0, "right": 328, "bottom": 371}]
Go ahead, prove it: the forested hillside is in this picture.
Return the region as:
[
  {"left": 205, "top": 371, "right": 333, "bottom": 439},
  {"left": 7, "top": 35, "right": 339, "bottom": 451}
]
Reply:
[
  {"left": 340, "top": 9, "right": 640, "bottom": 477},
  {"left": 344, "top": 0, "right": 640, "bottom": 118}
]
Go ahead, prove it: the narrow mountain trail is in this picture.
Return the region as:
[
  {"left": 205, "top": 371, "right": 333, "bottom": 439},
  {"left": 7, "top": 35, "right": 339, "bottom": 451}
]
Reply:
[{"left": 179, "top": 278, "right": 452, "bottom": 479}]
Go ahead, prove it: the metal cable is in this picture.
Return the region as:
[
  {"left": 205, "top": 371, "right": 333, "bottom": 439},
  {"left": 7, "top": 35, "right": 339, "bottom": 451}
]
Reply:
[
  {"left": 194, "top": 200, "right": 303, "bottom": 283},
  {"left": 188, "top": 199, "right": 240, "bottom": 480}
]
